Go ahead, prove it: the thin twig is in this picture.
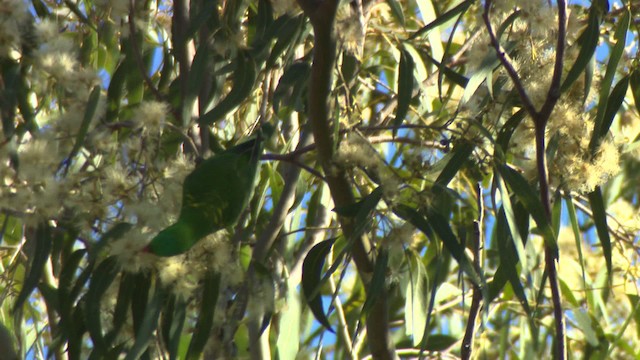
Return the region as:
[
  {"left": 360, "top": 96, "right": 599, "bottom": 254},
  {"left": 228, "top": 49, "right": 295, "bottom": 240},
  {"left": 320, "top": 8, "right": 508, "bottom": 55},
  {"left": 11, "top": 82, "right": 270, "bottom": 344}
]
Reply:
[{"left": 482, "top": 2, "right": 538, "bottom": 117}]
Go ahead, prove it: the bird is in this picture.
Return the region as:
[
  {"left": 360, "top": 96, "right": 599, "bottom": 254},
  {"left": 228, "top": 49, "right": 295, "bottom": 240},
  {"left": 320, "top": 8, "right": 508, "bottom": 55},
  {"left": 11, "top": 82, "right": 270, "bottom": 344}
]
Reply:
[{"left": 146, "top": 125, "right": 271, "bottom": 256}]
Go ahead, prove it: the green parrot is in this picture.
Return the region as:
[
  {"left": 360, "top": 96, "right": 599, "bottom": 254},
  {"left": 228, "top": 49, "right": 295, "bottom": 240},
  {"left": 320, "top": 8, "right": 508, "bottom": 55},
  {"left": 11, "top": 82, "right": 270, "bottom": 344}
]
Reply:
[{"left": 146, "top": 126, "right": 270, "bottom": 256}]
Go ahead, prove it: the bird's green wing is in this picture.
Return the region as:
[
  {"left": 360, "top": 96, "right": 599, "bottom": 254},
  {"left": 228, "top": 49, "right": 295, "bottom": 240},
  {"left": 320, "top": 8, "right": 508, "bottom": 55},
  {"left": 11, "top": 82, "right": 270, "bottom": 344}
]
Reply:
[
  {"left": 147, "top": 221, "right": 198, "bottom": 256},
  {"left": 179, "top": 128, "right": 266, "bottom": 238},
  {"left": 147, "top": 124, "right": 270, "bottom": 256}
]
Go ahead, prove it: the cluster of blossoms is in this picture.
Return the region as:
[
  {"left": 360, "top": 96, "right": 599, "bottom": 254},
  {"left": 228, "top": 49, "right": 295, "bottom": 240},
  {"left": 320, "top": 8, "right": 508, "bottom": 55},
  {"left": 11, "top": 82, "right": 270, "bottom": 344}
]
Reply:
[
  {"left": 335, "top": 133, "right": 401, "bottom": 202},
  {"left": 463, "top": 0, "right": 623, "bottom": 193},
  {"left": 0, "top": 0, "right": 30, "bottom": 57},
  {"left": 0, "top": 3, "right": 241, "bottom": 303}
]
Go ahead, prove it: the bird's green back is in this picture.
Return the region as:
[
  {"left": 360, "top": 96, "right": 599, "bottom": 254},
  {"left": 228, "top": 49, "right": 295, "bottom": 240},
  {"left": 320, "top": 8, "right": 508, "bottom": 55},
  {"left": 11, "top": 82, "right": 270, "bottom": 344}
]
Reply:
[
  {"left": 147, "top": 221, "right": 198, "bottom": 257},
  {"left": 147, "top": 125, "right": 271, "bottom": 257}
]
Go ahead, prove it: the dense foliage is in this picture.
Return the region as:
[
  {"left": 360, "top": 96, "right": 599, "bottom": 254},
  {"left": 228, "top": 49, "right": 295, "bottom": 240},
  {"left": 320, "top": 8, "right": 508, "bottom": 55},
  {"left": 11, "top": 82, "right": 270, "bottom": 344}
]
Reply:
[{"left": 0, "top": 0, "right": 639, "bottom": 359}]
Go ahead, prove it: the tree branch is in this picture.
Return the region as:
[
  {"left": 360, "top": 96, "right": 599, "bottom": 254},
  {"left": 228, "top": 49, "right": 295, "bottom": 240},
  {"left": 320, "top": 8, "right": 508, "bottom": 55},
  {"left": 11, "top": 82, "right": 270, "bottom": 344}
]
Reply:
[
  {"left": 483, "top": 2, "right": 568, "bottom": 359},
  {"left": 295, "top": 0, "right": 397, "bottom": 358}
]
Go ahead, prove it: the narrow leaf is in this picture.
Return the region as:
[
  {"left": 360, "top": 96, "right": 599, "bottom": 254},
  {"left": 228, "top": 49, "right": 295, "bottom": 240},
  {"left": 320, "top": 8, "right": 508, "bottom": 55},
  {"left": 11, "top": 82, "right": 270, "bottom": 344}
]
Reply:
[
  {"left": 561, "top": 9, "right": 600, "bottom": 93},
  {"left": 495, "top": 206, "right": 531, "bottom": 316},
  {"left": 386, "top": 0, "right": 405, "bottom": 26},
  {"left": 362, "top": 248, "right": 389, "bottom": 316},
  {"left": 301, "top": 239, "right": 336, "bottom": 333},
  {"left": 495, "top": 175, "right": 528, "bottom": 274},
  {"left": 496, "top": 164, "right": 556, "bottom": 250},
  {"left": 85, "top": 257, "right": 120, "bottom": 354},
  {"left": 125, "top": 286, "right": 167, "bottom": 360},
  {"left": 63, "top": 85, "right": 101, "bottom": 169},
  {"left": 162, "top": 296, "right": 186, "bottom": 360},
  {"left": 333, "top": 187, "right": 383, "bottom": 241},
  {"left": 199, "top": 51, "right": 257, "bottom": 125},
  {"left": 409, "top": 0, "right": 472, "bottom": 40},
  {"left": 393, "top": 49, "right": 415, "bottom": 136},
  {"left": 186, "top": 271, "right": 220, "bottom": 359},
  {"left": 423, "top": 334, "right": 458, "bottom": 352},
  {"left": 590, "top": 8, "right": 630, "bottom": 152},
  {"left": 564, "top": 196, "right": 588, "bottom": 290},
  {"left": 266, "top": 15, "right": 305, "bottom": 68},
  {"left": 105, "top": 272, "right": 136, "bottom": 345},
  {"left": 599, "top": 75, "right": 629, "bottom": 141},
  {"left": 404, "top": 250, "right": 429, "bottom": 346},
  {"left": 394, "top": 205, "right": 482, "bottom": 286},
  {"left": 434, "top": 141, "right": 474, "bottom": 188},
  {"left": 587, "top": 188, "right": 612, "bottom": 278},
  {"left": 14, "top": 222, "right": 52, "bottom": 312}
]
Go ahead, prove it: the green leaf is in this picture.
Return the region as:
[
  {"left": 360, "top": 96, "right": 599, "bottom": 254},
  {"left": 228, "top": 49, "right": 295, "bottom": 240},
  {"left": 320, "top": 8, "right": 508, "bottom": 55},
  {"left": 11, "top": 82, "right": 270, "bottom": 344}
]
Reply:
[
  {"left": 423, "top": 334, "right": 458, "bottom": 352},
  {"left": 85, "top": 257, "right": 120, "bottom": 354},
  {"left": 14, "top": 222, "right": 52, "bottom": 312},
  {"left": 333, "top": 187, "right": 383, "bottom": 240},
  {"left": 627, "top": 295, "right": 640, "bottom": 338},
  {"left": 590, "top": 8, "right": 629, "bottom": 153},
  {"left": 185, "top": 44, "right": 210, "bottom": 112},
  {"left": 404, "top": 249, "right": 429, "bottom": 346},
  {"left": 186, "top": 271, "right": 220, "bottom": 360},
  {"left": 361, "top": 248, "right": 389, "bottom": 316},
  {"left": 106, "top": 62, "right": 127, "bottom": 122},
  {"left": 185, "top": 1, "right": 217, "bottom": 40},
  {"left": 301, "top": 239, "right": 336, "bottom": 333},
  {"left": 421, "top": 50, "right": 468, "bottom": 87},
  {"left": 63, "top": 85, "right": 101, "bottom": 170},
  {"left": 131, "top": 272, "right": 152, "bottom": 339},
  {"left": 587, "top": 188, "right": 612, "bottom": 278},
  {"left": 199, "top": 51, "right": 258, "bottom": 125},
  {"left": 58, "top": 249, "right": 89, "bottom": 347},
  {"left": 272, "top": 62, "right": 311, "bottom": 116},
  {"left": 496, "top": 164, "right": 556, "bottom": 251},
  {"left": 89, "top": 222, "right": 133, "bottom": 263},
  {"left": 105, "top": 272, "right": 136, "bottom": 345},
  {"left": 125, "top": 285, "right": 167, "bottom": 360},
  {"left": 409, "top": 0, "right": 472, "bottom": 40},
  {"left": 434, "top": 141, "right": 474, "bottom": 188},
  {"left": 266, "top": 15, "right": 305, "bottom": 68},
  {"left": 386, "top": 0, "right": 405, "bottom": 26},
  {"left": 393, "top": 49, "right": 415, "bottom": 136},
  {"left": 561, "top": 8, "right": 600, "bottom": 93},
  {"left": 162, "top": 296, "right": 186, "bottom": 360},
  {"left": 495, "top": 175, "right": 528, "bottom": 275},
  {"left": 461, "top": 42, "right": 513, "bottom": 103},
  {"left": 598, "top": 75, "right": 629, "bottom": 141},
  {"left": 496, "top": 109, "right": 526, "bottom": 153},
  {"left": 394, "top": 205, "right": 482, "bottom": 286},
  {"left": 564, "top": 196, "right": 588, "bottom": 290},
  {"left": 574, "top": 307, "right": 599, "bottom": 346},
  {"left": 559, "top": 279, "right": 579, "bottom": 308},
  {"left": 495, "top": 204, "right": 531, "bottom": 316}
]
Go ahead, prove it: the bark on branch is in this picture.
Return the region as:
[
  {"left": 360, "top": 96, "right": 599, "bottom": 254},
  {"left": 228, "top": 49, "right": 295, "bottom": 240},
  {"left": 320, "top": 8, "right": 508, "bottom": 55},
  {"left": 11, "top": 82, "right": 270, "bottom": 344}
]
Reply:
[{"left": 294, "top": 0, "right": 398, "bottom": 358}]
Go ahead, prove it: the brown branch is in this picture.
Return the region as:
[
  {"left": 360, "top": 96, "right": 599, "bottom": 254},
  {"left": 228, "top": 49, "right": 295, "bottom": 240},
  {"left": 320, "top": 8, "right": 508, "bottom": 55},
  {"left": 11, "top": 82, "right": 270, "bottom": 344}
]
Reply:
[
  {"left": 482, "top": 3, "right": 538, "bottom": 117},
  {"left": 171, "top": 0, "right": 192, "bottom": 126},
  {"left": 483, "top": 1, "right": 568, "bottom": 359},
  {"left": 295, "top": 0, "right": 397, "bottom": 358}
]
